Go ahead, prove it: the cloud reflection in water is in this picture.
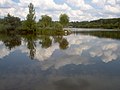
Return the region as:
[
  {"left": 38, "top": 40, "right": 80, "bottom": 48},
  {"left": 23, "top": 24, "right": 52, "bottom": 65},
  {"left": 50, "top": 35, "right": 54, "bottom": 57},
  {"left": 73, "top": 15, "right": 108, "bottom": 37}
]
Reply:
[{"left": 0, "top": 34, "right": 120, "bottom": 69}]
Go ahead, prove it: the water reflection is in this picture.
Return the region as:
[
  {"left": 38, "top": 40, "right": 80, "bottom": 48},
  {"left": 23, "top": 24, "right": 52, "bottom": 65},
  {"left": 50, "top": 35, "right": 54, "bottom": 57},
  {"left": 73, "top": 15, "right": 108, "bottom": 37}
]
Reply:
[
  {"left": 0, "top": 32, "right": 120, "bottom": 64},
  {"left": 1, "top": 34, "right": 21, "bottom": 50},
  {"left": 0, "top": 34, "right": 69, "bottom": 60},
  {"left": 39, "top": 36, "right": 52, "bottom": 48},
  {"left": 38, "top": 35, "right": 120, "bottom": 70},
  {"left": 73, "top": 31, "right": 120, "bottom": 40},
  {"left": 0, "top": 31, "right": 120, "bottom": 90}
]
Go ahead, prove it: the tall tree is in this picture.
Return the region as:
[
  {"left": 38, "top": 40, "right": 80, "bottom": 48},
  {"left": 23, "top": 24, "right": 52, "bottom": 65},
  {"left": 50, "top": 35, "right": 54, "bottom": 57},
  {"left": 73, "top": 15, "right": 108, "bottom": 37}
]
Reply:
[
  {"left": 59, "top": 14, "right": 69, "bottom": 27},
  {"left": 24, "top": 3, "right": 36, "bottom": 31}
]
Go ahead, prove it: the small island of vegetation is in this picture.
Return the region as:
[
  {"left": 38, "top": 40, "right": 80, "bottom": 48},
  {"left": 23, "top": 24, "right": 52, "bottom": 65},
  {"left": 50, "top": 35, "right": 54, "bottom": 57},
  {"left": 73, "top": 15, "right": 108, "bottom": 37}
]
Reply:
[{"left": 0, "top": 3, "right": 70, "bottom": 35}]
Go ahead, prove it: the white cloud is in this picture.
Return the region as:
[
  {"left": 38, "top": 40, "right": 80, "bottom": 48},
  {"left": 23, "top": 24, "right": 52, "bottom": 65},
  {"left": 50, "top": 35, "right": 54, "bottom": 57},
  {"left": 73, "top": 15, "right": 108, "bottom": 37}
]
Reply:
[
  {"left": 40, "top": 55, "right": 93, "bottom": 70},
  {"left": 105, "top": 5, "right": 120, "bottom": 14},
  {"left": 0, "top": 41, "right": 15, "bottom": 58},
  {"left": 90, "top": 49, "right": 103, "bottom": 57},
  {"left": 66, "top": 0, "right": 93, "bottom": 10},
  {"left": 89, "top": 41, "right": 119, "bottom": 63},
  {"left": 102, "top": 43, "right": 118, "bottom": 51},
  {"left": 92, "top": 0, "right": 106, "bottom": 7},
  {"left": 117, "top": 0, "right": 120, "bottom": 4},
  {"left": 0, "top": 0, "right": 15, "bottom": 7},
  {"left": 102, "top": 50, "right": 117, "bottom": 63},
  {"left": 64, "top": 45, "right": 90, "bottom": 56},
  {"left": 106, "top": 0, "right": 116, "bottom": 5},
  {"left": 0, "top": 0, "right": 120, "bottom": 21},
  {"left": 34, "top": 43, "right": 59, "bottom": 61}
]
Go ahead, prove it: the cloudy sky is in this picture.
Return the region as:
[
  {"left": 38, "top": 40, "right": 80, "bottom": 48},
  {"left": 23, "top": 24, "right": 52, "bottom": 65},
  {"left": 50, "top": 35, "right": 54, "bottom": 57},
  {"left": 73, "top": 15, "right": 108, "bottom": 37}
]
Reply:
[{"left": 0, "top": 0, "right": 120, "bottom": 21}]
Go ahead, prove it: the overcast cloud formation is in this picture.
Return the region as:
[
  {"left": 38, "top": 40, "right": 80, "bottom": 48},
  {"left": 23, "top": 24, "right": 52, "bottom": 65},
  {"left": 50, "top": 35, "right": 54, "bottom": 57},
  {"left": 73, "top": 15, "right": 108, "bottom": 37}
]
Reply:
[{"left": 0, "top": 0, "right": 120, "bottom": 21}]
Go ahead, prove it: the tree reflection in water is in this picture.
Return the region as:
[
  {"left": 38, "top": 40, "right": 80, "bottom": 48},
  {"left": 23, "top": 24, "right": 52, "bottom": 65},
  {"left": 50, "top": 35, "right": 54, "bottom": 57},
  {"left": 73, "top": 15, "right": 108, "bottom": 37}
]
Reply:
[
  {"left": 1, "top": 34, "right": 21, "bottom": 50},
  {"left": 0, "top": 33, "right": 69, "bottom": 59},
  {"left": 53, "top": 36, "right": 69, "bottom": 50},
  {"left": 39, "top": 36, "right": 52, "bottom": 48},
  {"left": 26, "top": 35, "right": 69, "bottom": 59},
  {"left": 1, "top": 31, "right": 120, "bottom": 59}
]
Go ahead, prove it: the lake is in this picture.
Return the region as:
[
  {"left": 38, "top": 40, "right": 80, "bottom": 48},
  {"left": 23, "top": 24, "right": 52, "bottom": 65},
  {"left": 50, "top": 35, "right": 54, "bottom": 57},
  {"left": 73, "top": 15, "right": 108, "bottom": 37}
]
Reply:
[{"left": 0, "top": 28, "right": 120, "bottom": 90}]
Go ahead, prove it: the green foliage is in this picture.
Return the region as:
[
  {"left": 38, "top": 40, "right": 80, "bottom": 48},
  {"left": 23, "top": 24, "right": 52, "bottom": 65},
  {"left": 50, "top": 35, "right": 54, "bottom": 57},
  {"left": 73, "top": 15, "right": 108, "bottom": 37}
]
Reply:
[
  {"left": 0, "top": 24, "right": 5, "bottom": 31},
  {"left": 4, "top": 13, "right": 21, "bottom": 28},
  {"left": 24, "top": 3, "right": 36, "bottom": 31},
  {"left": 53, "top": 22, "right": 63, "bottom": 30},
  {"left": 0, "top": 13, "right": 21, "bottom": 32},
  {"left": 36, "top": 29, "right": 65, "bottom": 35},
  {"left": 70, "top": 18, "right": 120, "bottom": 29},
  {"left": 0, "top": 18, "right": 4, "bottom": 24},
  {"left": 37, "top": 15, "right": 63, "bottom": 30},
  {"left": 59, "top": 14, "right": 69, "bottom": 27},
  {"left": 38, "top": 15, "right": 52, "bottom": 28}
]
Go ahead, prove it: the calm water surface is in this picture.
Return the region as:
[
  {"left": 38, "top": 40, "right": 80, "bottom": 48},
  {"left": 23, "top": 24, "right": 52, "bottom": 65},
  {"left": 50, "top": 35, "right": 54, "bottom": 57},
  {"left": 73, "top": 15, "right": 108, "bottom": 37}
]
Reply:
[{"left": 0, "top": 29, "right": 120, "bottom": 90}]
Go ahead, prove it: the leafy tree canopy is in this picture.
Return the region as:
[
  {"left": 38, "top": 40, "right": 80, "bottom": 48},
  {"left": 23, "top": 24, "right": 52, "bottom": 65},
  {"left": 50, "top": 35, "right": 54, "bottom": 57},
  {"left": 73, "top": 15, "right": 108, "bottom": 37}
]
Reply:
[
  {"left": 59, "top": 14, "right": 69, "bottom": 27},
  {"left": 38, "top": 15, "right": 52, "bottom": 28}
]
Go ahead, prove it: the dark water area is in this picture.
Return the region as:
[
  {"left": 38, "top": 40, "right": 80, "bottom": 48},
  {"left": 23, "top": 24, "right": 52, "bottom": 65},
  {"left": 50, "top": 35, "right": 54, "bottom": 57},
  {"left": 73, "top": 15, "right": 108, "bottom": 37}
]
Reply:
[{"left": 0, "top": 29, "right": 120, "bottom": 90}]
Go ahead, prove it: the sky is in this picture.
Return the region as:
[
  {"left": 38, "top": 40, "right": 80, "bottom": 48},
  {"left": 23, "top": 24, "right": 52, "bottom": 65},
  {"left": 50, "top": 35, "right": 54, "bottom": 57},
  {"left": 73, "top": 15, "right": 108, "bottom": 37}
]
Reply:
[{"left": 0, "top": 0, "right": 120, "bottom": 21}]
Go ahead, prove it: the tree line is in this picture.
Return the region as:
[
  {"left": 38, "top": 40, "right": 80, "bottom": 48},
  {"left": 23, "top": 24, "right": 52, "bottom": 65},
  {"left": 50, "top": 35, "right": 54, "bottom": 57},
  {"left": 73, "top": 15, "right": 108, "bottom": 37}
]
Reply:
[
  {"left": 70, "top": 18, "right": 120, "bottom": 29},
  {"left": 0, "top": 3, "right": 69, "bottom": 34},
  {"left": 1, "top": 3, "right": 119, "bottom": 34}
]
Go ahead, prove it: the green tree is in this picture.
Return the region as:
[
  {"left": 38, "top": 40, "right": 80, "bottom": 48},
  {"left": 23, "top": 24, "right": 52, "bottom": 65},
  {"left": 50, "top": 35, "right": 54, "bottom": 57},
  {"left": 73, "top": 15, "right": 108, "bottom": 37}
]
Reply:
[
  {"left": 4, "top": 13, "right": 21, "bottom": 31},
  {"left": 59, "top": 14, "right": 69, "bottom": 27},
  {"left": 24, "top": 3, "right": 36, "bottom": 31},
  {"left": 53, "top": 22, "right": 63, "bottom": 30},
  {"left": 38, "top": 15, "right": 52, "bottom": 28}
]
